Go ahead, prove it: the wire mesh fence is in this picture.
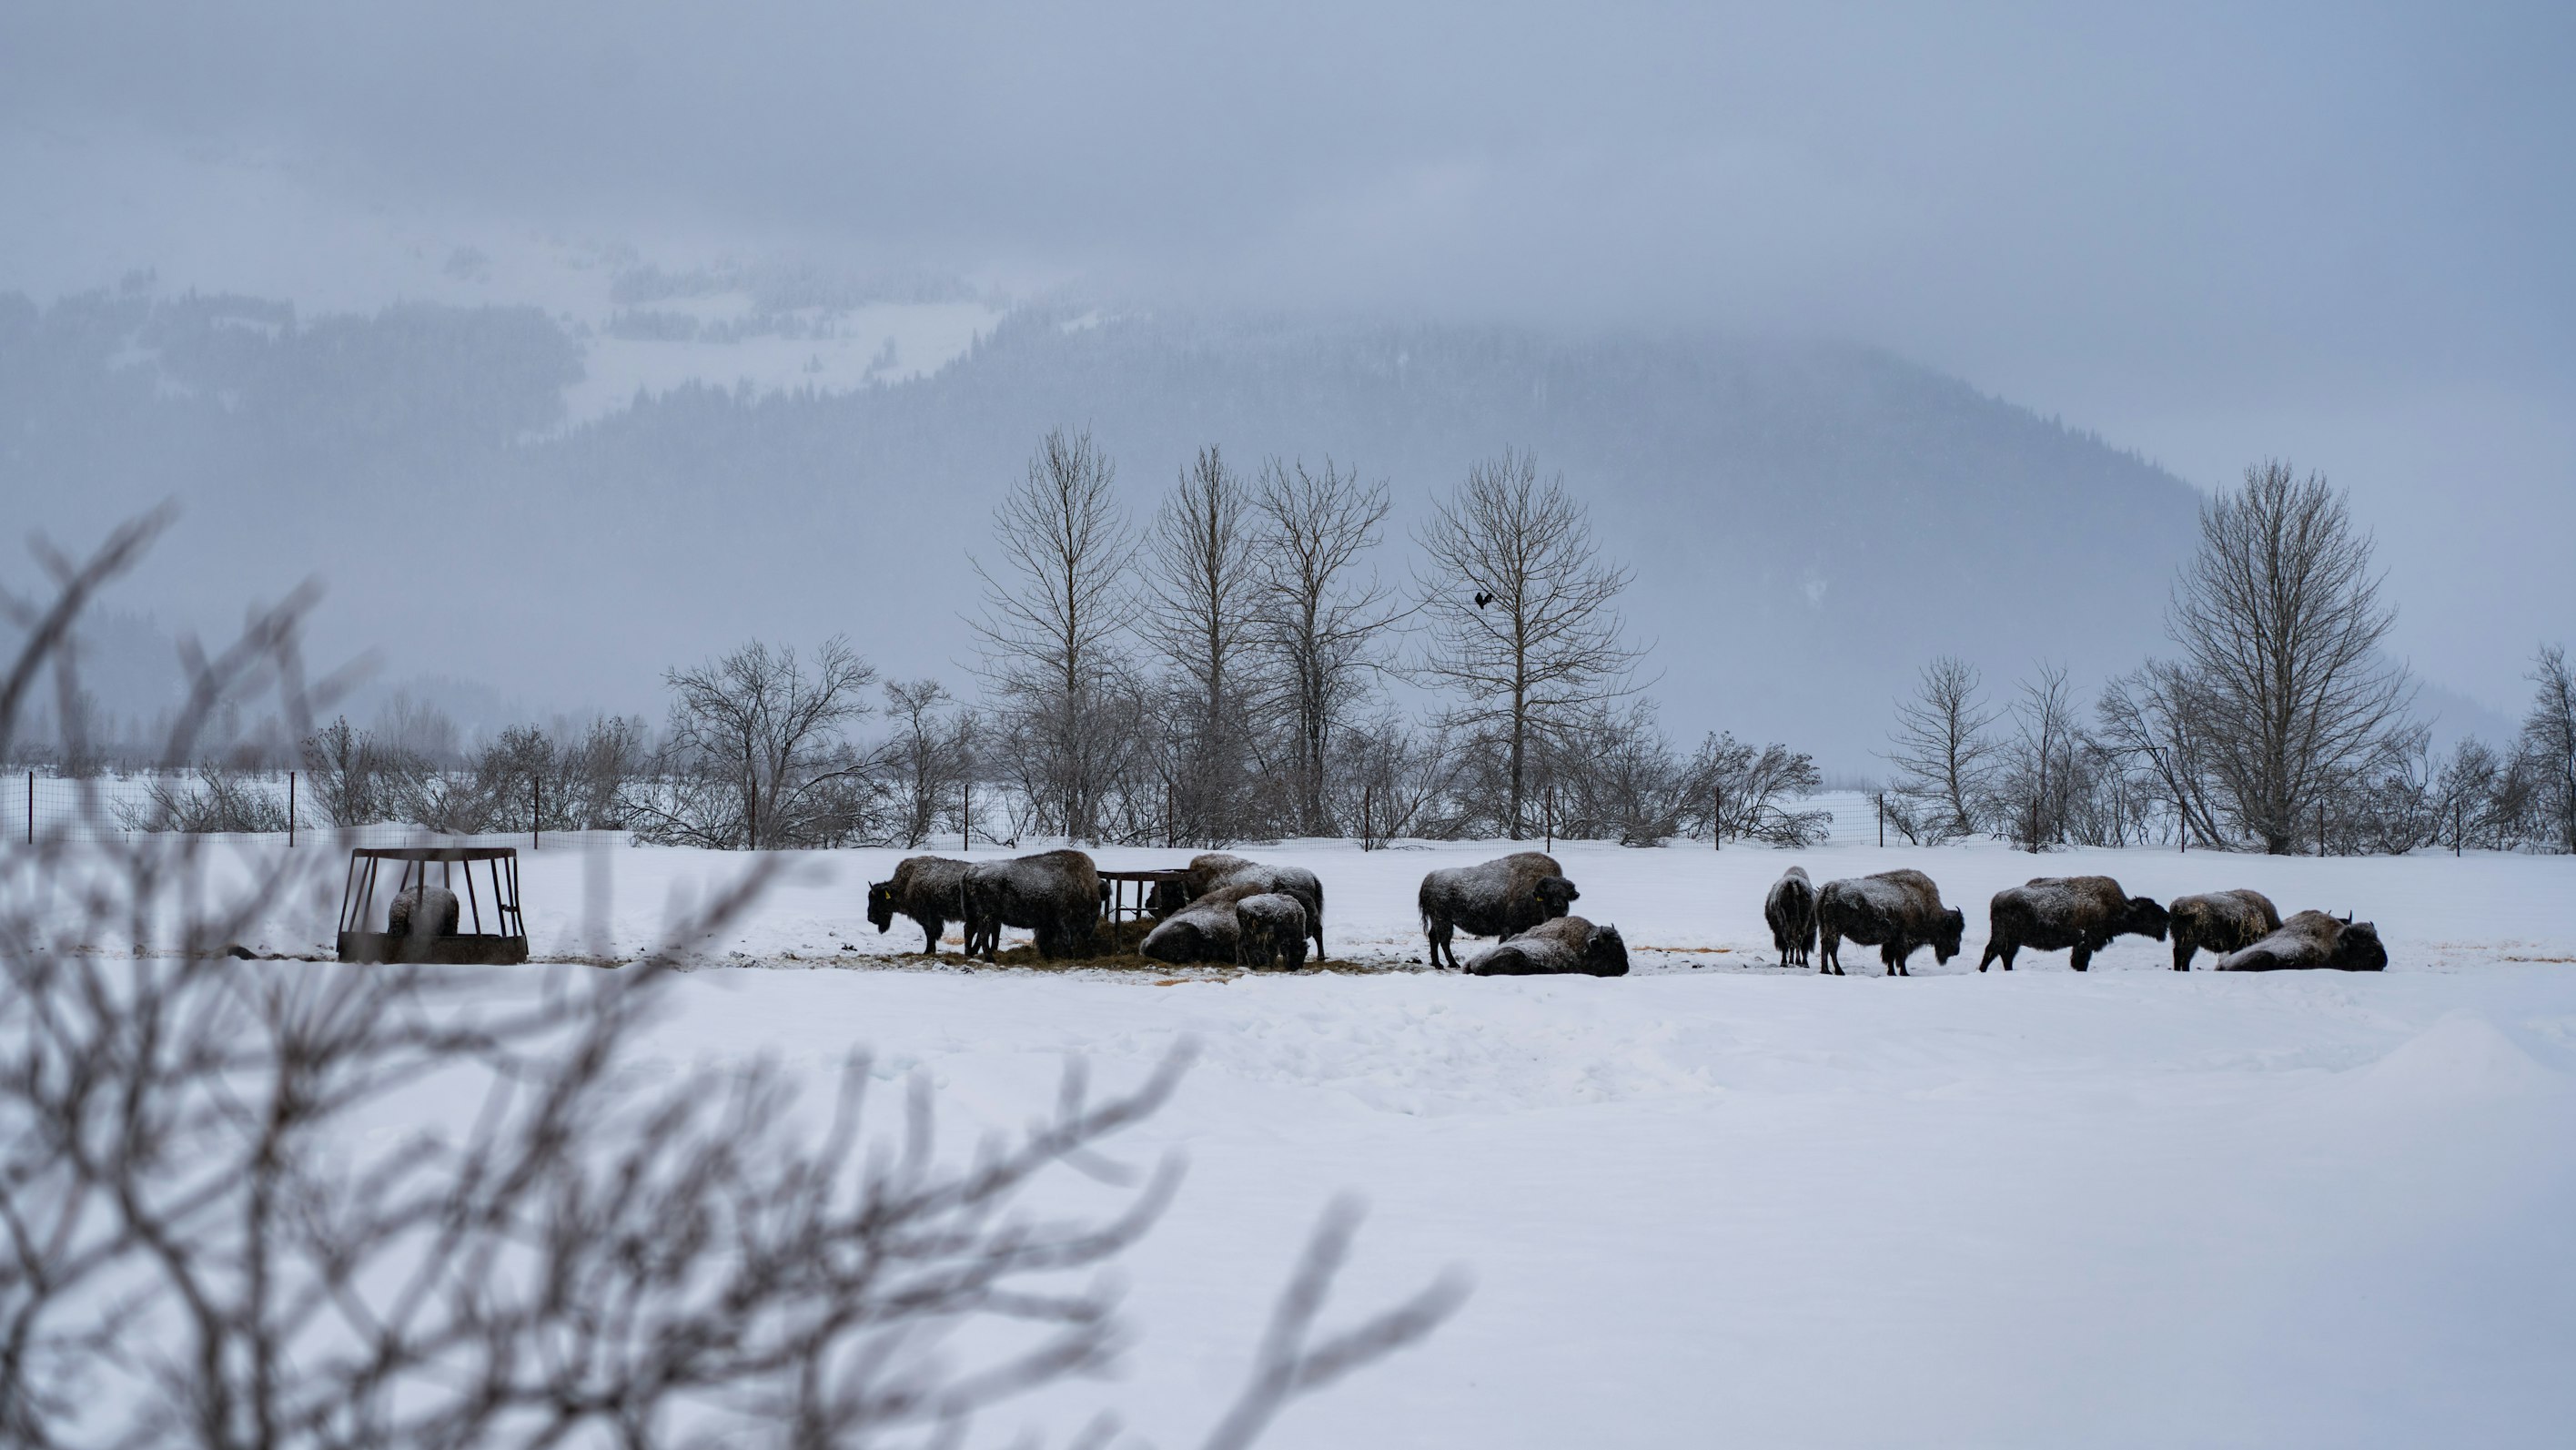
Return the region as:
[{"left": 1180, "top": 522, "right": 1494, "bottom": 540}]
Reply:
[{"left": 0, "top": 769, "right": 631, "bottom": 851}]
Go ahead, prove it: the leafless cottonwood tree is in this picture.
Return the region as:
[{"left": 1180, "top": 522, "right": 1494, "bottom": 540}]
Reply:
[
  {"left": 636, "top": 637, "right": 879, "bottom": 849},
  {"left": 1, "top": 519, "right": 1465, "bottom": 1450},
  {"left": 2170, "top": 461, "right": 2417, "bottom": 853},
  {"left": 974, "top": 429, "right": 1140, "bottom": 842},
  {"left": 1253, "top": 458, "right": 1407, "bottom": 837},
  {"left": 1996, "top": 662, "right": 2082, "bottom": 852},
  {"left": 2096, "top": 660, "right": 2228, "bottom": 848},
  {"left": 1144, "top": 447, "right": 1264, "bottom": 845},
  {"left": 1415, "top": 449, "right": 1644, "bottom": 838},
  {"left": 1882, "top": 655, "right": 2000, "bottom": 842},
  {"left": 881, "top": 678, "right": 975, "bottom": 849},
  {"left": 2521, "top": 643, "right": 2576, "bottom": 853}
]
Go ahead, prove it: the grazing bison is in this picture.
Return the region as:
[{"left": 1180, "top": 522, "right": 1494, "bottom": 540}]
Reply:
[
  {"left": 1815, "top": 869, "right": 1965, "bottom": 977},
  {"left": 1765, "top": 867, "right": 1817, "bottom": 968},
  {"left": 1418, "top": 852, "right": 1580, "bottom": 970},
  {"left": 1466, "top": 916, "right": 1630, "bottom": 978},
  {"left": 2213, "top": 911, "right": 2388, "bottom": 972},
  {"left": 1236, "top": 892, "right": 1311, "bottom": 971},
  {"left": 866, "top": 855, "right": 970, "bottom": 954},
  {"left": 2167, "top": 889, "right": 2282, "bottom": 971},
  {"left": 962, "top": 849, "right": 1101, "bottom": 960},
  {"left": 1976, "top": 876, "right": 2170, "bottom": 973},
  {"left": 1140, "top": 881, "right": 1268, "bottom": 964},
  {"left": 1175, "top": 852, "right": 1327, "bottom": 958},
  {"left": 387, "top": 883, "right": 460, "bottom": 938}
]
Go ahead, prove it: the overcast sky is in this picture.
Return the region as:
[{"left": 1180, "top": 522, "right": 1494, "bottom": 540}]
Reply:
[{"left": 4, "top": 0, "right": 2570, "bottom": 709}]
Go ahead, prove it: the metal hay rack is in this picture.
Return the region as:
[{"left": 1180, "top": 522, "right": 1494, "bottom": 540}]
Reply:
[{"left": 337, "top": 846, "right": 530, "bottom": 965}]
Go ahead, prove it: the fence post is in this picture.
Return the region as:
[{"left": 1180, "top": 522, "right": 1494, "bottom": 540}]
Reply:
[
  {"left": 1362, "top": 782, "right": 1373, "bottom": 851},
  {"left": 1545, "top": 784, "right": 1555, "bottom": 853},
  {"left": 288, "top": 770, "right": 296, "bottom": 848},
  {"left": 532, "top": 778, "right": 540, "bottom": 852},
  {"left": 2317, "top": 800, "right": 2325, "bottom": 857},
  {"left": 25, "top": 770, "right": 31, "bottom": 846},
  {"left": 962, "top": 779, "right": 971, "bottom": 854},
  {"left": 1713, "top": 785, "right": 1723, "bottom": 851}
]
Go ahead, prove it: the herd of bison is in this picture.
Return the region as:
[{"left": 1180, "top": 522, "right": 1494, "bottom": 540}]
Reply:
[{"left": 864, "top": 848, "right": 2390, "bottom": 977}]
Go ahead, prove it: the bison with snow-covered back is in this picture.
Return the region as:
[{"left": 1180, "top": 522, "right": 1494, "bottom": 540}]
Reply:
[
  {"left": 1976, "top": 876, "right": 2169, "bottom": 973},
  {"left": 2167, "top": 889, "right": 2283, "bottom": 971},
  {"left": 387, "top": 884, "right": 460, "bottom": 938},
  {"left": 866, "top": 855, "right": 971, "bottom": 954},
  {"left": 2213, "top": 911, "right": 2388, "bottom": 972},
  {"left": 1466, "top": 916, "right": 1629, "bottom": 978},
  {"left": 1765, "top": 866, "right": 1817, "bottom": 968},
  {"left": 1140, "top": 881, "right": 1266, "bottom": 965},
  {"left": 1235, "top": 892, "right": 1311, "bottom": 971},
  {"left": 962, "top": 849, "right": 1101, "bottom": 960},
  {"left": 1419, "top": 852, "right": 1580, "bottom": 970},
  {"left": 1815, "top": 869, "right": 1965, "bottom": 977},
  {"left": 1172, "top": 852, "right": 1326, "bottom": 959}
]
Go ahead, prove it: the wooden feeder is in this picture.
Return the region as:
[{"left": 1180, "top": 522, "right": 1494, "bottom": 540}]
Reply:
[
  {"left": 1097, "top": 867, "right": 1188, "bottom": 929},
  {"left": 337, "top": 846, "right": 530, "bottom": 965}
]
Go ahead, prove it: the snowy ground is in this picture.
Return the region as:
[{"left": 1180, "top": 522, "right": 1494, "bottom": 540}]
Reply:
[{"left": 25, "top": 805, "right": 2576, "bottom": 1446}]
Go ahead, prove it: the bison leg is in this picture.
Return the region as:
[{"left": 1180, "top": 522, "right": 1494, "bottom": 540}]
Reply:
[
  {"left": 1882, "top": 940, "right": 1909, "bottom": 977},
  {"left": 2172, "top": 938, "right": 2195, "bottom": 972},
  {"left": 1428, "top": 920, "right": 1455, "bottom": 970},
  {"left": 2069, "top": 943, "right": 2094, "bottom": 973},
  {"left": 1817, "top": 928, "right": 1841, "bottom": 975},
  {"left": 920, "top": 915, "right": 943, "bottom": 955},
  {"left": 1976, "top": 938, "right": 2005, "bottom": 973}
]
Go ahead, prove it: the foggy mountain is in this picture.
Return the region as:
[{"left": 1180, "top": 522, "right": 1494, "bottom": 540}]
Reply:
[{"left": 12, "top": 289, "right": 2221, "bottom": 769}]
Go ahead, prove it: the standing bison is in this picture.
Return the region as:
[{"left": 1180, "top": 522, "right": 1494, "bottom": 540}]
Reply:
[
  {"left": 1418, "top": 853, "right": 1580, "bottom": 970},
  {"left": 1465, "top": 916, "right": 1629, "bottom": 978},
  {"left": 1976, "top": 876, "right": 2169, "bottom": 973},
  {"left": 962, "top": 849, "right": 1101, "bottom": 960},
  {"left": 866, "top": 855, "right": 970, "bottom": 954},
  {"left": 2213, "top": 911, "right": 2389, "bottom": 972},
  {"left": 1764, "top": 867, "right": 1817, "bottom": 968},
  {"left": 1172, "top": 852, "right": 1327, "bottom": 959},
  {"left": 2167, "top": 889, "right": 2282, "bottom": 971},
  {"left": 1815, "top": 869, "right": 1965, "bottom": 977}
]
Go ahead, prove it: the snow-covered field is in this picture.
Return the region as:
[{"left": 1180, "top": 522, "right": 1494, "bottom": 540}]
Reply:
[{"left": 32, "top": 807, "right": 2576, "bottom": 1447}]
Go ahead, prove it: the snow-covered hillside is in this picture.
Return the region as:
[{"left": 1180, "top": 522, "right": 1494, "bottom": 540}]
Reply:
[{"left": 36, "top": 816, "right": 2576, "bottom": 1445}]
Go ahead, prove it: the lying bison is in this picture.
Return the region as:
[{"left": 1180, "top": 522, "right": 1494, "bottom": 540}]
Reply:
[
  {"left": 2213, "top": 910, "right": 2388, "bottom": 972},
  {"left": 963, "top": 849, "right": 1101, "bottom": 960},
  {"left": 1976, "top": 876, "right": 2169, "bottom": 973},
  {"left": 866, "top": 855, "right": 970, "bottom": 954},
  {"left": 1237, "top": 892, "right": 1311, "bottom": 971},
  {"left": 1419, "top": 852, "right": 1580, "bottom": 970},
  {"left": 1140, "top": 881, "right": 1258, "bottom": 964},
  {"left": 2167, "top": 889, "right": 2282, "bottom": 971},
  {"left": 1816, "top": 869, "right": 1965, "bottom": 977},
  {"left": 387, "top": 883, "right": 460, "bottom": 938},
  {"left": 1172, "top": 852, "right": 1326, "bottom": 958},
  {"left": 1765, "top": 866, "right": 1817, "bottom": 968},
  {"left": 1466, "top": 916, "right": 1629, "bottom": 978}
]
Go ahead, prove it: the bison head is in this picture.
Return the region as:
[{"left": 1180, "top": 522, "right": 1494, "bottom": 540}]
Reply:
[
  {"left": 2122, "top": 896, "right": 2172, "bottom": 941},
  {"left": 2331, "top": 920, "right": 2389, "bottom": 972},
  {"left": 1931, "top": 906, "right": 1966, "bottom": 963},
  {"left": 865, "top": 881, "right": 896, "bottom": 933},
  {"left": 1533, "top": 876, "right": 1579, "bottom": 920},
  {"left": 1581, "top": 923, "right": 1631, "bottom": 978}
]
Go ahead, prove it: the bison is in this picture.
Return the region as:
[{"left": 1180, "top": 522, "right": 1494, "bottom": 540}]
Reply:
[
  {"left": 865, "top": 855, "right": 970, "bottom": 954},
  {"left": 386, "top": 883, "right": 460, "bottom": 938},
  {"left": 962, "top": 849, "right": 1101, "bottom": 960},
  {"left": 1465, "top": 916, "right": 1630, "bottom": 978},
  {"left": 2167, "top": 889, "right": 2282, "bottom": 971},
  {"left": 1418, "top": 852, "right": 1580, "bottom": 970},
  {"left": 1173, "top": 852, "right": 1326, "bottom": 959},
  {"left": 1140, "top": 881, "right": 1268, "bottom": 964},
  {"left": 1975, "top": 876, "right": 2169, "bottom": 973},
  {"left": 2213, "top": 910, "right": 2388, "bottom": 972},
  {"left": 1236, "top": 892, "right": 1311, "bottom": 971},
  {"left": 1765, "top": 866, "right": 1817, "bottom": 968},
  {"left": 1815, "top": 869, "right": 1965, "bottom": 977}
]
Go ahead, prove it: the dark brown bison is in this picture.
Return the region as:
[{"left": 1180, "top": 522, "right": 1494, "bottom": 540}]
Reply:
[
  {"left": 1140, "top": 881, "right": 1268, "bottom": 964},
  {"left": 1465, "top": 916, "right": 1629, "bottom": 978},
  {"left": 1976, "top": 876, "right": 2169, "bottom": 973},
  {"left": 2213, "top": 911, "right": 2388, "bottom": 972},
  {"left": 2167, "top": 889, "right": 2282, "bottom": 971},
  {"left": 1418, "top": 852, "right": 1580, "bottom": 970},
  {"left": 962, "top": 849, "right": 1101, "bottom": 960},
  {"left": 865, "top": 855, "right": 970, "bottom": 954},
  {"left": 1173, "top": 852, "right": 1326, "bottom": 958},
  {"left": 1816, "top": 869, "right": 1965, "bottom": 977},
  {"left": 1236, "top": 892, "right": 1311, "bottom": 970},
  {"left": 386, "top": 883, "right": 460, "bottom": 938},
  {"left": 1765, "top": 866, "right": 1817, "bottom": 968}
]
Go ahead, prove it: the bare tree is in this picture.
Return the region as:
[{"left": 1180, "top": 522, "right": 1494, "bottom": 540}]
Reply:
[
  {"left": 973, "top": 428, "right": 1139, "bottom": 842},
  {"left": 2096, "top": 661, "right": 2229, "bottom": 848},
  {"left": 1685, "top": 732, "right": 1832, "bottom": 847},
  {"left": 1144, "top": 446, "right": 1264, "bottom": 844},
  {"left": 2169, "top": 461, "right": 2417, "bottom": 853},
  {"left": 1253, "top": 458, "right": 1407, "bottom": 837},
  {"left": 882, "top": 677, "right": 972, "bottom": 848},
  {"left": 638, "top": 637, "right": 879, "bottom": 849},
  {"left": 1996, "top": 662, "right": 2081, "bottom": 852},
  {"left": 2521, "top": 643, "right": 2576, "bottom": 853},
  {"left": 1883, "top": 655, "right": 2000, "bottom": 842},
  {"left": 1414, "top": 449, "right": 1645, "bottom": 837}
]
